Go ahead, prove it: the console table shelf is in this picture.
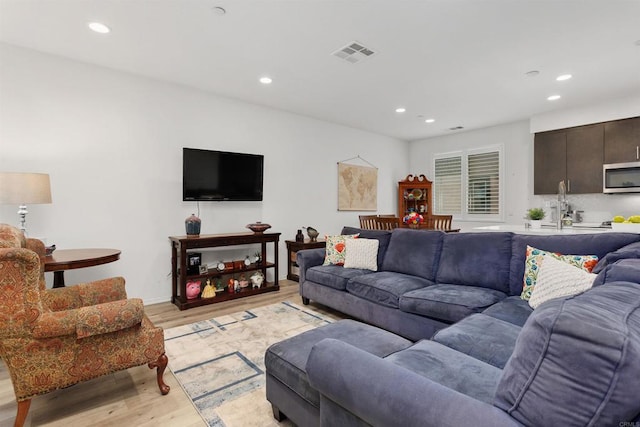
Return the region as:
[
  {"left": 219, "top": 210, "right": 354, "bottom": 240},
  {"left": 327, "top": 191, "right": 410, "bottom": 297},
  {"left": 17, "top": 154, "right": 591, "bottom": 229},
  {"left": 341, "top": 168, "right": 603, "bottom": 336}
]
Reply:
[{"left": 170, "top": 232, "right": 280, "bottom": 310}]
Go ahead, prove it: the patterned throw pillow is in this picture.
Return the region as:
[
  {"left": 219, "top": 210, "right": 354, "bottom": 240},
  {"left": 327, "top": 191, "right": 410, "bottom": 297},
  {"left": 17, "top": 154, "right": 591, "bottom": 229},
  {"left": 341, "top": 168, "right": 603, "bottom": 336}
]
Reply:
[
  {"left": 323, "top": 234, "right": 359, "bottom": 266},
  {"left": 521, "top": 245, "right": 598, "bottom": 301},
  {"left": 343, "top": 238, "right": 379, "bottom": 271},
  {"left": 528, "top": 256, "right": 596, "bottom": 309}
]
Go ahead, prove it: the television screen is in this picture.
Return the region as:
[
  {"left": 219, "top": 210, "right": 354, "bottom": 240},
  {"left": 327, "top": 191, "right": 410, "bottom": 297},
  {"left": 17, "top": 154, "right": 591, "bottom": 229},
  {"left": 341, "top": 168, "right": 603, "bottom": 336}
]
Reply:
[{"left": 183, "top": 148, "right": 264, "bottom": 201}]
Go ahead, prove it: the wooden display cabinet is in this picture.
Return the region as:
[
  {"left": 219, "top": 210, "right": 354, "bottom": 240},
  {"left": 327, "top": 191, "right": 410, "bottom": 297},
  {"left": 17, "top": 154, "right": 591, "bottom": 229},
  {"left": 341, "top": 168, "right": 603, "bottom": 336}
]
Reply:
[
  {"left": 170, "top": 232, "right": 280, "bottom": 310},
  {"left": 398, "top": 174, "right": 433, "bottom": 221}
]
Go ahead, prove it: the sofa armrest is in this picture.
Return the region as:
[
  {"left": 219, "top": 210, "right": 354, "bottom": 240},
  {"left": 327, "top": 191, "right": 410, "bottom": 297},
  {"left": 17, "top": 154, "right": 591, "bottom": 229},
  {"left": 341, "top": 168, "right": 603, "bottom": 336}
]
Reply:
[
  {"left": 43, "top": 277, "right": 128, "bottom": 311},
  {"left": 307, "top": 339, "right": 521, "bottom": 427},
  {"left": 297, "top": 248, "right": 325, "bottom": 284},
  {"left": 32, "top": 298, "right": 144, "bottom": 339}
]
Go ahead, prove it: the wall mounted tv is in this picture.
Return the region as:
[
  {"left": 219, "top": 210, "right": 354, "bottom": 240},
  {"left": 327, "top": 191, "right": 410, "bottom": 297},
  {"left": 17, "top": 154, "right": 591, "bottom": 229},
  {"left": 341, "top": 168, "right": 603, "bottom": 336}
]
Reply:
[{"left": 183, "top": 148, "right": 264, "bottom": 201}]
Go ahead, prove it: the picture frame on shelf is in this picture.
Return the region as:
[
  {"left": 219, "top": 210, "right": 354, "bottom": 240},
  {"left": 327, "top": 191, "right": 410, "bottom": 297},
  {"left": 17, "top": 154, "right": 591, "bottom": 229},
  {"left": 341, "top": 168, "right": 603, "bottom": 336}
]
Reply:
[{"left": 199, "top": 265, "right": 208, "bottom": 275}]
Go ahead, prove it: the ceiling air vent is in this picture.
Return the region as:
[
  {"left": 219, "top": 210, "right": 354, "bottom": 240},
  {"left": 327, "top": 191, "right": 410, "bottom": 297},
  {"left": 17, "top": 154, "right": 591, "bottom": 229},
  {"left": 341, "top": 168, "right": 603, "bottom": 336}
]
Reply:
[
  {"left": 332, "top": 41, "right": 376, "bottom": 64},
  {"left": 449, "top": 126, "right": 464, "bottom": 131}
]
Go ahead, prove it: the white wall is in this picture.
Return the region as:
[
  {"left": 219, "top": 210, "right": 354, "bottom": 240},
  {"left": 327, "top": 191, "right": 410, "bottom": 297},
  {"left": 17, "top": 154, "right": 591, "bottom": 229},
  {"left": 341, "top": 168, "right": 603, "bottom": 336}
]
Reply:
[
  {"left": 409, "top": 120, "right": 533, "bottom": 230},
  {"left": 0, "top": 43, "right": 408, "bottom": 304}
]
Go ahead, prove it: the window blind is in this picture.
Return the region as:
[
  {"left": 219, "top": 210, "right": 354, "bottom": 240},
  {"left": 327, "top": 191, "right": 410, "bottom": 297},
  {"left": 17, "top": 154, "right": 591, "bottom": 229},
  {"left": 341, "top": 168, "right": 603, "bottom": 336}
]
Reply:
[
  {"left": 467, "top": 151, "right": 499, "bottom": 214},
  {"left": 434, "top": 156, "right": 462, "bottom": 214}
]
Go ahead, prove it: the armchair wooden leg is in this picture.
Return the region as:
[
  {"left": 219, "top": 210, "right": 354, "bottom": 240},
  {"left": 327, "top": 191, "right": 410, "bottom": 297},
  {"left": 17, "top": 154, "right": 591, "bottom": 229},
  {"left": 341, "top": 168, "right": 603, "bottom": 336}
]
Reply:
[
  {"left": 14, "top": 399, "right": 31, "bottom": 427},
  {"left": 148, "top": 353, "right": 170, "bottom": 395}
]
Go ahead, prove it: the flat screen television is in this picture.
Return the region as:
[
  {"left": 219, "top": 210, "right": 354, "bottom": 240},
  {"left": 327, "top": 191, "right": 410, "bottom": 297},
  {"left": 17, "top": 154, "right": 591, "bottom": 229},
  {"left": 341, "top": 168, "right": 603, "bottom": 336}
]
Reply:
[{"left": 183, "top": 148, "right": 264, "bottom": 201}]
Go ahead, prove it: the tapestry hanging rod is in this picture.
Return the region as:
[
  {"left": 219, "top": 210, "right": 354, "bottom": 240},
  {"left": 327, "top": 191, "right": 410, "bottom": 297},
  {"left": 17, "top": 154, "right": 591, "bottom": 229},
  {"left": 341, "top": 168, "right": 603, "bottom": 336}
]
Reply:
[{"left": 337, "top": 155, "right": 378, "bottom": 169}]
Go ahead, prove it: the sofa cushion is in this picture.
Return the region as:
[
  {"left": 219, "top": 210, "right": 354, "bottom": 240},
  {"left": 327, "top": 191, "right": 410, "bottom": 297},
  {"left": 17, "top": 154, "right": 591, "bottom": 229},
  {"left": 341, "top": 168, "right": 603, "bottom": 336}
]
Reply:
[
  {"left": 381, "top": 229, "right": 443, "bottom": 281},
  {"left": 593, "top": 258, "right": 640, "bottom": 287},
  {"left": 343, "top": 238, "right": 379, "bottom": 271},
  {"left": 509, "top": 232, "right": 640, "bottom": 296},
  {"left": 593, "top": 241, "right": 640, "bottom": 273},
  {"left": 385, "top": 340, "right": 503, "bottom": 404},
  {"left": 266, "top": 320, "right": 412, "bottom": 409},
  {"left": 432, "top": 314, "right": 521, "bottom": 369},
  {"left": 528, "top": 256, "right": 596, "bottom": 309},
  {"left": 520, "top": 245, "right": 598, "bottom": 301},
  {"left": 306, "top": 265, "right": 373, "bottom": 291},
  {"left": 399, "top": 284, "right": 507, "bottom": 323},
  {"left": 495, "top": 282, "right": 640, "bottom": 426},
  {"left": 346, "top": 271, "right": 432, "bottom": 309},
  {"left": 341, "top": 226, "right": 392, "bottom": 270},
  {"left": 436, "top": 232, "right": 512, "bottom": 293},
  {"left": 322, "top": 234, "right": 359, "bottom": 266},
  {"left": 482, "top": 296, "right": 533, "bottom": 327}
]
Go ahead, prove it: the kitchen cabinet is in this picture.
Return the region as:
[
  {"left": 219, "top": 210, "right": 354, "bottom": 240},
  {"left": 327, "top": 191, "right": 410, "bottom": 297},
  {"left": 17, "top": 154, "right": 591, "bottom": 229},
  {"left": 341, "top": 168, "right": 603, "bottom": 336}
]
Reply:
[
  {"left": 534, "top": 123, "right": 603, "bottom": 195},
  {"left": 604, "top": 116, "right": 640, "bottom": 164}
]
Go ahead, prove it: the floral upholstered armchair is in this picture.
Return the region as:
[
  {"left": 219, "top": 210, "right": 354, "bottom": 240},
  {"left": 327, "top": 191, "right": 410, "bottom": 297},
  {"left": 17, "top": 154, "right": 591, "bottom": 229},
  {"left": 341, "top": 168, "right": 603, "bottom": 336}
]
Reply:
[{"left": 0, "top": 223, "right": 170, "bottom": 427}]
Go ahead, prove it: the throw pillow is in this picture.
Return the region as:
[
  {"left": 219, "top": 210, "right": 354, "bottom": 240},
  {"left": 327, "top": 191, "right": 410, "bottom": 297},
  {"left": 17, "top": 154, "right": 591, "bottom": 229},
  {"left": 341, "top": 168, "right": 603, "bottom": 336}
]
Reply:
[
  {"left": 528, "top": 256, "right": 596, "bottom": 309},
  {"left": 343, "top": 238, "right": 379, "bottom": 271},
  {"left": 323, "top": 234, "right": 359, "bottom": 266},
  {"left": 521, "top": 245, "right": 598, "bottom": 301}
]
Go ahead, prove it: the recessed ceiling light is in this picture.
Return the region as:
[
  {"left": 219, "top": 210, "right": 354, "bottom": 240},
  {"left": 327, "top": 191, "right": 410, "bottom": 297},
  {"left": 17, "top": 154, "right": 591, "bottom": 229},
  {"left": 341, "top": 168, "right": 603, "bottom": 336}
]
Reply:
[
  {"left": 556, "top": 74, "right": 572, "bottom": 81},
  {"left": 547, "top": 95, "right": 561, "bottom": 101},
  {"left": 212, "top": 6, "right": 226, "bottom": 15},
  {"left": 88, "top": 22, "right": 110, "bottom": 34},
  {"left": 525, "top": 70, "right": 540, "bottom": 77},
  {"left": 425, "top": 118, "right": 435, "bottom": 123},
  {"left": 395, "top": 107, "right": 406, "bottom": 113},
  {"left": 259, "top": 76, "right": 272, "bottom": 84}
]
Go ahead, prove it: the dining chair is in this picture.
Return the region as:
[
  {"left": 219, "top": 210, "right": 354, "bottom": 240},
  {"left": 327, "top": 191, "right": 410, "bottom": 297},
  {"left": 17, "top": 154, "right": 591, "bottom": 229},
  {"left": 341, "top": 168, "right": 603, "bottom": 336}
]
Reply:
[
  {"left": 373, "top": 217, "right": 401, "bottom": 230},
  {"left": 358, "top": 215, "right": 379, "bottom": 230}
]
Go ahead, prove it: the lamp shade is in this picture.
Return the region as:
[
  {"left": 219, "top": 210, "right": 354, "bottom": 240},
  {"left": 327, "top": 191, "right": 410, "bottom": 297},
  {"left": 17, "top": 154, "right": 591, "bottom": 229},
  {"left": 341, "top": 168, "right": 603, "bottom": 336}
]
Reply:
[{"left": 0, "top": 172, "right": 52, "bottom": 204}]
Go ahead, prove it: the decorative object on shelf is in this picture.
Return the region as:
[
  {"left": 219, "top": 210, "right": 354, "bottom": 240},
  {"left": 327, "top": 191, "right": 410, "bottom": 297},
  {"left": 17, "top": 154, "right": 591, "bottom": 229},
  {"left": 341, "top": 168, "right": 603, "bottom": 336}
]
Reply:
[
  {"left": 233, "top": 260, "right": 244, "bottom": 270},
  {"left": 295, "top": 229, "right": 304, "bottom": 242},
  {"left": 254, "top": 251, "right": 262, "bottom": 264},
  {"left": 215, "top": 279, "right": 225, "bottom": 292},
  {"left": 238, "top": 274, "right": 249, "bottom": 288},
  {"left": 185, "top": 213, "right": 201, "bottom": 236},
  {"left": 187, "top": 252, "right": 202, "bottom": 274},
  {"left": 526, "top": 208, "right": 546, "bottom": 229},
  {"left": 403, "top": 212, "right": 424, "bottom": 229},
  {"left": 228, "top": 278, "right": 235, "bottom": 294},
  {"left": 246, "top": 221, "right": 271, "bottom": 234},
  {"left": 216, "top": 261, "right": 226, "bottom": 272},
  {"left": 201, "top": 279, "right": 216, "bottom": 298},
  {"left": 45, "top": 244, "right": 56, "bottom": 256},
  {"left": 244, "top": 256, "right": 251, "bottom": 266},
  {"left": 304, "top": 226, "right": 319, "bottom": 241},
  {"left": 186, "top": 280, "right": 201, "bottom": 299},
  {"left": 199, "top": 265, "right": 208, "bottom": 274},
  {"left": 234, "top": 279, "right": 240, "bottom": 293},
  {"left": 250, "top": 271, "right": 264, "bottom": 289}
]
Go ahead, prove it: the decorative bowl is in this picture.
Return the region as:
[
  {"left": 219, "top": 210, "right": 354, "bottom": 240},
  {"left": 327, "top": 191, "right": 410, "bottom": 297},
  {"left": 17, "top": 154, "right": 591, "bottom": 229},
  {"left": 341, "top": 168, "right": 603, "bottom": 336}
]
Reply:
[
  {"left": 305, "top": 226, "right": 319, "bottom": 241},
  {"left": 246, "top": 222, "right": 271, "bottom": 234}
]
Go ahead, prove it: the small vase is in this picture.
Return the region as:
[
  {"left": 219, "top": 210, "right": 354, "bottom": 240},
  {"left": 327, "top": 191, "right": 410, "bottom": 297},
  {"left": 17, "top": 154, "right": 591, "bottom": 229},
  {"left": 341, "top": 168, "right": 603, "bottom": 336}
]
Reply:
[
  {"left": 185, "top": 214, "right": 201, "bottom": 236},
  {"left": 295, "top": 229, "right": 304, "bottom": 242}
]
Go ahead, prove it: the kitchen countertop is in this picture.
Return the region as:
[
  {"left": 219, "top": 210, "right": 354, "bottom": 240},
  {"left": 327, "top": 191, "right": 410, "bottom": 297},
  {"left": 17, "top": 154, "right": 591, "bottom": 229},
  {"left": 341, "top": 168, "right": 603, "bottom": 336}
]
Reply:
[{"left": 473, "top": 223, "right": 613, "bottom": 234}]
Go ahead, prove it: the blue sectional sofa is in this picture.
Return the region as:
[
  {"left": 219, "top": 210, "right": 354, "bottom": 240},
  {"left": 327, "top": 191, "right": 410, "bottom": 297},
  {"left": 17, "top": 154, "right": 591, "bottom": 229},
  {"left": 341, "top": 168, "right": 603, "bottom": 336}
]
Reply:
[{"left": 280, "top": 227, "right": 640, "bottom": 426}]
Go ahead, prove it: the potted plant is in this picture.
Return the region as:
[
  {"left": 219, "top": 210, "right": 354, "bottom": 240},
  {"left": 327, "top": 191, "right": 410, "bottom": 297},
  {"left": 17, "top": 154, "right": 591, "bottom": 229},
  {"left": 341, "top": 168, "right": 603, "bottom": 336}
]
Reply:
[{"left": 527, "top": 208, "right": 545, "bottom": 229}]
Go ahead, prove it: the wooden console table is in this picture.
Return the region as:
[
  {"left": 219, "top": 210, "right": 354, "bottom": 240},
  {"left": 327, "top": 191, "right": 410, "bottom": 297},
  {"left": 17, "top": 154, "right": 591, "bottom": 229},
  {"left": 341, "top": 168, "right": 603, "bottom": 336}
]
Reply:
[
  {"left": 170, "top": 232, "right": 280, "bottom": 310},
  {"left": 45, "top": 248, "right": 121, "bottom": 288}
]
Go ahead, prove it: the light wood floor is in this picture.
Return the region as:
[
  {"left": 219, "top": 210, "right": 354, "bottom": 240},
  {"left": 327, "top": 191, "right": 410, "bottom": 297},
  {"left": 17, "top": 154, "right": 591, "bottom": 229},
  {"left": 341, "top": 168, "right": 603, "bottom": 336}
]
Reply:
[{"left": 0, "top": 280, "right": 336, "bottom": 427}]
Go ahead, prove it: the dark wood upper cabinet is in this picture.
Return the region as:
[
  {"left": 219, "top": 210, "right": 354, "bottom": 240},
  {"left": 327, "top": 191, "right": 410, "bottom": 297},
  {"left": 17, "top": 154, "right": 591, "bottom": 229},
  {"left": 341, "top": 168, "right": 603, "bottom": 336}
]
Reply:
[
  {"left": 604, "top": 116, "right": 640, "bottom": 164},
  {"left": 565, "top": 124, "right": 604, "bottom": 194},
  {"left": 534, "top": 131, "right": 566, "bottom": 195}
]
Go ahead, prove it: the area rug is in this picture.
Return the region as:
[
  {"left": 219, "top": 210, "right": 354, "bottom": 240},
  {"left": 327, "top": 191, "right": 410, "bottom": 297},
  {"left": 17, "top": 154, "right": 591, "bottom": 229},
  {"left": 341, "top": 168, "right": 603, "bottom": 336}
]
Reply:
[{"left": 164, "top": 301, "right": 340, "bottom": 427}]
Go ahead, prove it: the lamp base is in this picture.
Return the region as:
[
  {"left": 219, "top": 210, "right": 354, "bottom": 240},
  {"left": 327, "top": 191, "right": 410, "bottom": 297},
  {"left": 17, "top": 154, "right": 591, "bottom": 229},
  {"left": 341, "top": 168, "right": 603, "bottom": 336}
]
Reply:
[{"left": 18, "top": 204, "right": 28, "bottom": 235}]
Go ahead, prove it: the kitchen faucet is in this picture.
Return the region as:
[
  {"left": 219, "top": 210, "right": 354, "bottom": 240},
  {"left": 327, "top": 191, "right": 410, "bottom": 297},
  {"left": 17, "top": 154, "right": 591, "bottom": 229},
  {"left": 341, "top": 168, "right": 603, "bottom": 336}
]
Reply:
[{"left": 557, "top": 180, "right": 568, "bottom": 230}]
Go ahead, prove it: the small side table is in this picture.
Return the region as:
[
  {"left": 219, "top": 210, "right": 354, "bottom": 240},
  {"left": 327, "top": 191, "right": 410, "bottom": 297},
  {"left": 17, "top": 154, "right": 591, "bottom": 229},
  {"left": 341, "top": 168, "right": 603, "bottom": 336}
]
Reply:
[
  {"left": 285, "top": 239, "right": 326, "bottom": 282},
  {"left": 45, "top": 248, "right": 121, "bottom": 288}
]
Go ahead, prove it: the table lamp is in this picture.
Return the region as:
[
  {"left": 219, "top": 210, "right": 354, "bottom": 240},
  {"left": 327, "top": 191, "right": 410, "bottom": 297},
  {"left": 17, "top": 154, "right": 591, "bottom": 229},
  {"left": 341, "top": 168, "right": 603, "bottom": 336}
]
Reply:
[{"left": 0, "top": 172, "right": 52, "bottom": 235}]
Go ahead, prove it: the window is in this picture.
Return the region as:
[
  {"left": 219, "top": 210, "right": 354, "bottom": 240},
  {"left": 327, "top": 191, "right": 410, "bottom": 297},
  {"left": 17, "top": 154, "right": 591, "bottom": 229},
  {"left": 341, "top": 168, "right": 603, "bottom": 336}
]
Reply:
[{"left": 433, "top": 146, "right": 503, "bottom": 220}]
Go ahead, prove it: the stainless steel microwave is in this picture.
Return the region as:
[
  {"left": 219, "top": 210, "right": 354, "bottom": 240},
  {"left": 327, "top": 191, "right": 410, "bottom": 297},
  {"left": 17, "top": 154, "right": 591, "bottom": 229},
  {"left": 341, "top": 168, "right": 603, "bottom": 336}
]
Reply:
[{"left": 603, "top": 161, "right": 640, "bottom": 193}]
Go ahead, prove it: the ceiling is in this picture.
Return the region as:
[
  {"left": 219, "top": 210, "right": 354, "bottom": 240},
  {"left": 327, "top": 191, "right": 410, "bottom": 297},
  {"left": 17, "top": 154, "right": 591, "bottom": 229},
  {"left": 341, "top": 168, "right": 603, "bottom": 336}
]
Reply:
[{"left": 1, "top": 0, "right": 639, "bottom": 141}]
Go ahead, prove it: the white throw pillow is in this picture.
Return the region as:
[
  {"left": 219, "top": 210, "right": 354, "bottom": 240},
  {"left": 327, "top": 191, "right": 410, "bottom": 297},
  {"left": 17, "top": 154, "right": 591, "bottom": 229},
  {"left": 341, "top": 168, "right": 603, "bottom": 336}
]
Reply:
[
  {"left": 343, "top": 238, "right": 379, "bottom": 271},
  {"left": 528, "top": 256, "right": 596, "bottom": 309}
]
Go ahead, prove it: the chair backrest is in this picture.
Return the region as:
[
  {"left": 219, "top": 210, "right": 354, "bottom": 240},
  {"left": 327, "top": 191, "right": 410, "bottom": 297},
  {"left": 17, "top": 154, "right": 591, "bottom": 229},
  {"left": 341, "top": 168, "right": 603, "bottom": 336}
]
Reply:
[
  {"left": 359, "top": 215, "right": 379, "bottom": 230},
  {"left": 373, "top": 217, "right": 401, "bottom": 230},
  {"left": 427, "top": 215, "right": 453, "bottom": 230}
]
